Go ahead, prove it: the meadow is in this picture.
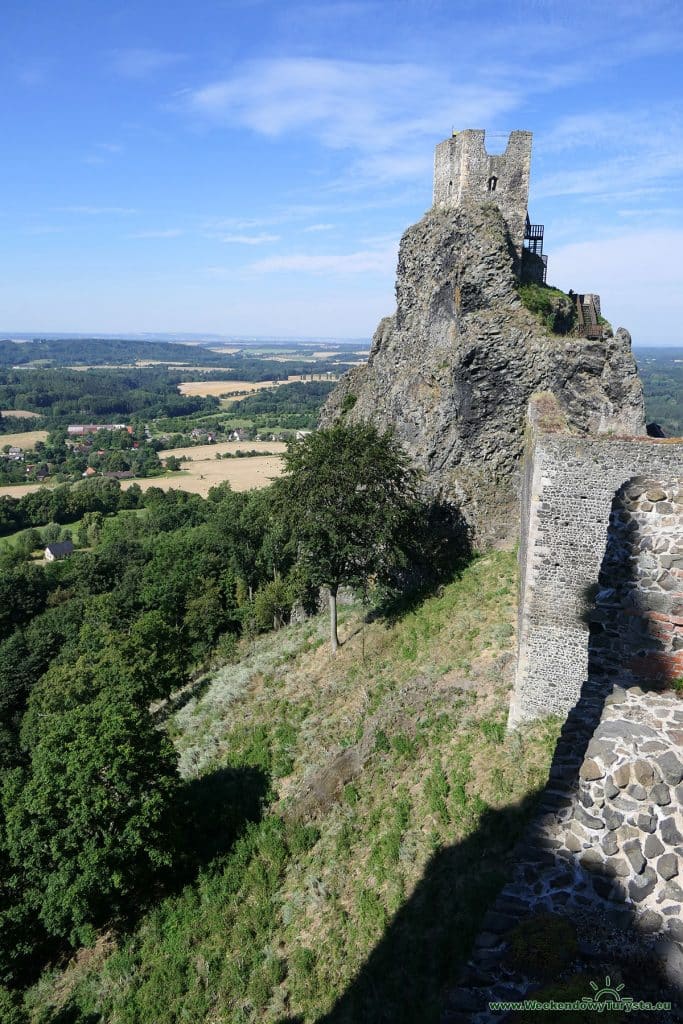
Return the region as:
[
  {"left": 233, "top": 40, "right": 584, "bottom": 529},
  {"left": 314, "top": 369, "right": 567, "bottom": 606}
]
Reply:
[
  {"left": 1, "top": 430, "right": 49, "bottom": 449},
  {"left": 23, "top": 549, "right": 560, "bottom": 1024}
]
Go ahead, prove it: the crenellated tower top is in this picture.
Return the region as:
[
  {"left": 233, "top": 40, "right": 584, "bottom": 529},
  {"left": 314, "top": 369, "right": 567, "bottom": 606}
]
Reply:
[{"left": 433, "top": 129, "right": 533, "bottom": 271}]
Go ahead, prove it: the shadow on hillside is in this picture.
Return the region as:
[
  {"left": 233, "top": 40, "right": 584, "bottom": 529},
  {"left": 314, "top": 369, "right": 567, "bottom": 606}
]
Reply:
[
  {"left": 369, "top": 500, "right": 473, "bottom": 626},
  {"left": 113, "top": 765, "right": 270, "bottom": 937},
  {"left": 276, "top": 486, "right": 682, "bottom": 1023},
  {"left": 171, "top": 764, "right": 271, "bottom": 882}
]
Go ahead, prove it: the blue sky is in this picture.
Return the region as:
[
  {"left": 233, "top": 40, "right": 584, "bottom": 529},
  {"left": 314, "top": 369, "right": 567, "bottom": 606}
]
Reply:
[{"left": 2, "top": 0, "right": 683, "bottom": 344}]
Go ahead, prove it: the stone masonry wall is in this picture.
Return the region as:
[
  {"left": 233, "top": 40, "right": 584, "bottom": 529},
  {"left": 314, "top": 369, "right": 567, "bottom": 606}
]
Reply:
[
  {"left": 445, "top": 688, "right": 683, "bottom": 1022},
  {"left": 591, "top": 480, "right": 683, "bottom": 688},
  {"left": 433, "top": 129, "right": 532, "bottom": 266},
  {"left": 510, "top": 426, "right": 683, "bottom": 726}
]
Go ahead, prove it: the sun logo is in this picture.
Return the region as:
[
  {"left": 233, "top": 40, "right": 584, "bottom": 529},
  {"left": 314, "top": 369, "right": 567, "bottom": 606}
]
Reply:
[{"left": 589, "top": 976, "right": 627, "bottom": 1002}]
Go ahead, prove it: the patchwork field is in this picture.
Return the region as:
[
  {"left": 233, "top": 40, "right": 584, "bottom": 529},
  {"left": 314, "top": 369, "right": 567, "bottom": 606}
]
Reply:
[
  {"left": 1, "top": 430, "right": 49, "bottom": 448},
  {"left": 0, "top": 455, "right": 283, "bottom": 500}
]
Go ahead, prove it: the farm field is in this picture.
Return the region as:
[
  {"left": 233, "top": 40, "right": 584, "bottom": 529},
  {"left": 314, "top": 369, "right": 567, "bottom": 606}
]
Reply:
[
  {"left": 1, "top": 429, "right": 49, "bottom": 448},
  {"left": 122, "top": 456, "right": 283, "bottom": 496},
  {"left": 177, "top": 373, "right": 334, "bottom": 398},
  {"left": 159, "top": 440, "right": 288, "bottom": 460},
  {"left": 0, "top": 455, "right": 283, "bottom": 500},
  {"left": 1, "top": 409, "right": 40, "bottom": 418},
  {"left": 178, "top": 379, "right": 279, "bottom": 397}
]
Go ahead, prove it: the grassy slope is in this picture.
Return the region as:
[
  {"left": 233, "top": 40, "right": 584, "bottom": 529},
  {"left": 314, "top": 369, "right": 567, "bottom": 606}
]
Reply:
[{"left": 26, "top": 550, "right": 560, "bottom": 1024}]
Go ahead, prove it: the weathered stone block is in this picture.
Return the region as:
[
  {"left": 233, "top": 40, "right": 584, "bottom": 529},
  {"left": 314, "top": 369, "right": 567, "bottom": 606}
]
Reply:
[
  {"left": 601, "top": 833, "right": 619, "bottom": 856},
  {"left": 629, "top": 866, "right": 657, "bottom": 902},
  {"left": 633, "top": 759, "right": 656, "bottom": 786},
  {"left": 637, "top": 909, "right": 663, "bottom": 933},
  {"left": 580, "top": 757, "right": 605, "bottom": 781},
  {"left": 657, "top": 751, "right": 683, "bottom": 785},
  {"left": 636, "top": 813, "right": 657, "bottom": 834},
  {"left": 580, "top": 849, "right": 604, "bottom": 872},
  {"left": 574, "top": 806, "right": 605, "bottom": 831},
  {"left": 660, "top": 817, "right": 683, "bottom": 845},
  {"left": 650, "top": 783, "right": 671, "bottom": 806},
  {"left": 624, "top": 840, "right": 646, "bottom": 874},
  {"left": 657, "top": 854, "right": 679, "bottom": 880},
  {"left": 644, "top": 835, "right": 665, "bottom": 858}
]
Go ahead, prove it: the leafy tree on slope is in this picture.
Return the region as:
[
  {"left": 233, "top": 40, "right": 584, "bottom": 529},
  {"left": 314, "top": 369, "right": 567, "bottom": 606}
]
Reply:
[{"left": 275, "top": 422, "right": 420, "bottom": 653}]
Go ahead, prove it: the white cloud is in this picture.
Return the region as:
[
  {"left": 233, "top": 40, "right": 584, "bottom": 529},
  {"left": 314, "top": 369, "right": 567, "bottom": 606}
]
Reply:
[
  {"left": 110, "top": 48, "right": 185, "bottom": 79},
  {"left": 550, "top": 229, "right": 683, "bottom": 345},
  {"left": 248, "top": 242, "right": 397, "bottom": 276},
  {"left": 303, "top": 223, "right": 335, "bottom": 232},
  {"left": 129, "top": 229, "right": 184, "bottom": 239},
  {"left": 179, "top": 57, "right": 520, "bottom": 159}
]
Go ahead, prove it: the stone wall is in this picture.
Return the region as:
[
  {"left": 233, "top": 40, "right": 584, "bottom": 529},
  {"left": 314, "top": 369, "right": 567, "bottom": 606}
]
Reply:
[
  {"left": 510, "top": 414, "right": 683, "bottom": 726},
  {"left": 433, "top": 130, "right": 532, "bottom": 267},
  {"left": 445, "top": 688, "right": 683, "bottom": 1022}
]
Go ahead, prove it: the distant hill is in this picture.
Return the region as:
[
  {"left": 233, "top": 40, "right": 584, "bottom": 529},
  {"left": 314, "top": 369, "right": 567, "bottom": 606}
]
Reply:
[
  {"left": 0, "top": 336, "right": 237, "bottom": 368},
  {"left": 635, "top": 346, "right": 683, "bottom": 436}
]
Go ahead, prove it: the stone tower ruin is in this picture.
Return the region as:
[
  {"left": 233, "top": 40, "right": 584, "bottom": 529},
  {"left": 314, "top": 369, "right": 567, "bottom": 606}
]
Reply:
[{"left": 433, "top": 129, "right": 533, "bottom": 272}]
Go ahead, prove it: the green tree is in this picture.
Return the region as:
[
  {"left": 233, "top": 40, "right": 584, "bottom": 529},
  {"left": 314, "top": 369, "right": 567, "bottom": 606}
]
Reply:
[
  {"left": 275, "top": 422, "right": 420, "bottom": 653},
  {"left": 4, "top": 682, "right": 179, "bottom": 944}
]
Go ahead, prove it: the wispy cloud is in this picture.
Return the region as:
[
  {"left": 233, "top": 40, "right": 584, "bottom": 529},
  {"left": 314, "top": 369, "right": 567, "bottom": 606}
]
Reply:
[
  {"left": 129, "top": 229, "right": 184, "bottom": 239},
  {"left": 248, "top": 241, "right": 397, "bottom": 275},
  {"left": 220, "top": 233, "right": 281, "bottom": 244},
  {"left": 110, "top": 48, "right": 185, "bottom": 80},
  {"left": 178, "top": 57, "right": 519, "bottom": 161},
  {"left": 303, "top": 223, "right": 335, "bottom": 232}
]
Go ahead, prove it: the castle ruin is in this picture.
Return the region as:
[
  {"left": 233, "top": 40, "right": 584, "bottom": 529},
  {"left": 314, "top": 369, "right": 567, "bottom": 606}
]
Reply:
[
  {"left": 433, "top": 129, "right": 547, "bottom": 279},
  {"left": 325, "top": 126, "right": 683, "bottom": 1014}
]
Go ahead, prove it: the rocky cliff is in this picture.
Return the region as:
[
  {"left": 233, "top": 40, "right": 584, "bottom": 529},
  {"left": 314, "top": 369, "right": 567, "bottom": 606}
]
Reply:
[{"left": 321, "top": 203, "right": 645, "bottom": 545}]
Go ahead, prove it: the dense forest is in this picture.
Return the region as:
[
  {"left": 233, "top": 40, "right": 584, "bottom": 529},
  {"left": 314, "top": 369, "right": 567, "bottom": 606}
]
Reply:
[
  {"left": 234, "top": 380, "right": 337, "bottom": 430},
  {"left": 0, "top": 477, "right": 311, "bottom": 984},
  {"left": 0, "top": 367, "right": 217, "bottom": 422}
]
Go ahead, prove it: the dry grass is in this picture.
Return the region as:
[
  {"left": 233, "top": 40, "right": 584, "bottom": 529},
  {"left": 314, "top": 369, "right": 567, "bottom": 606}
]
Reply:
[
  {"left": 178, "top": 374, "right": 334, "bottom": 398},
  {"left": 1, "top": 430, "right": 49, "bottom": 449},
  {"left": 0, "top": 455, "right": 283, "bottom": 500},
  {"left": 124, "top": 457, "right": 283, "bottom": 496},
  {"left": 178, "top": 379, "right": 279, "bottom": 397},
  {"left": 159, "top": 440, "right": 288, "bottom": 460},
  {"left": 1, "top": 409, "right": 40, "bottom": 419}
]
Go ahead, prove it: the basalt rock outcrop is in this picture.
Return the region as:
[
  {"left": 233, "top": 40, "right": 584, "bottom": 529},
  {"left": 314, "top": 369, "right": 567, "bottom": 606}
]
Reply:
[{"left": 321, "top": 204, "right": 645, "bottom": 545}]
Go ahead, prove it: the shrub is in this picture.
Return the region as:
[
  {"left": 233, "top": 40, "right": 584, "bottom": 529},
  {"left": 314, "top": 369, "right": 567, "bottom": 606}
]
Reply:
[{"left": 518, "top": 283, "right": 576, "bottom": 335}]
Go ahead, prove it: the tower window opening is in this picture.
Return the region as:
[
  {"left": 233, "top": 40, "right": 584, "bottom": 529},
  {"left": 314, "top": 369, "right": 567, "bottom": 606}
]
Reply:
[{"left": 487, "top": 175, "right": 498, "bottom": 192}]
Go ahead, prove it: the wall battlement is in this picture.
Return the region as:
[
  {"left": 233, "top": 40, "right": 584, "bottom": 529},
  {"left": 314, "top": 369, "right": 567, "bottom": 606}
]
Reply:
[
  {"left": 510, "top": 399, "right": 683, "bottom": 727},
  {"left": 433, "top": 129, "right": 532, "bottom": 265}
]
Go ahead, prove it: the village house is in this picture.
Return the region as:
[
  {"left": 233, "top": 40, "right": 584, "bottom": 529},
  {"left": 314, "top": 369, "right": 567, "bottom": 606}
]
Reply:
[
  {"left": 67, "top": 424, "right": 132, "bottom": 436},
  {"left": 44, "top": 540, "right": 74, "bottom": 562}
]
